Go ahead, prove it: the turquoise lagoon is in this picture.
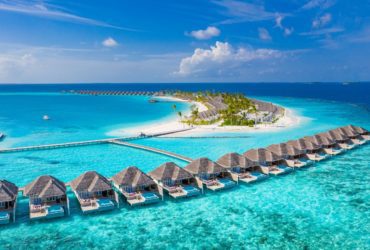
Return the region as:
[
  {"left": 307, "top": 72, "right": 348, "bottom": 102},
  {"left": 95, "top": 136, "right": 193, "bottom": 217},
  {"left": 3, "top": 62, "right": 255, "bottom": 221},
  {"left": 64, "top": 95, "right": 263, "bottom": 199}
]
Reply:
[{"left": 0, "top": 91, "right": 369, "bottom": 249}]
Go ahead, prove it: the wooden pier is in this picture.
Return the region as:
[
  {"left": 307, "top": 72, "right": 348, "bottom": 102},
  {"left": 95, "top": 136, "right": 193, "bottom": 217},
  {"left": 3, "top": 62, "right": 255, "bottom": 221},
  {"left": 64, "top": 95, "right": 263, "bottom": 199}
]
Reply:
[
  {"left": 0, "top": 128, "right": 193, "bottom": 154},
  {"left": 68, "top": 90, "right": 161, "bottom": 96},
  {"left": 110, "top": 140, "right": 193, "bottom": 163}
]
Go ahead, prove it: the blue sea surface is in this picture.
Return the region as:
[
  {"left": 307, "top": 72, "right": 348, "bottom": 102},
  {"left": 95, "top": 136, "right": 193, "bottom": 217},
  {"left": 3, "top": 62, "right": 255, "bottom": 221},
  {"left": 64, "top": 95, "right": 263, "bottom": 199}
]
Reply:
[{"left": 0, "top": 83, "right": 369, "bottom": 249}]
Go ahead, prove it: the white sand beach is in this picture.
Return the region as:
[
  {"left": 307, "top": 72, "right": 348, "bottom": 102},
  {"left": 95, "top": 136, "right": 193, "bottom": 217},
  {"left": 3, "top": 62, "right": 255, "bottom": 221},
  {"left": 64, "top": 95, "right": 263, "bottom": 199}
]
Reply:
[{"left": 107, "top": 96, "right": 306, "bottom": 137}]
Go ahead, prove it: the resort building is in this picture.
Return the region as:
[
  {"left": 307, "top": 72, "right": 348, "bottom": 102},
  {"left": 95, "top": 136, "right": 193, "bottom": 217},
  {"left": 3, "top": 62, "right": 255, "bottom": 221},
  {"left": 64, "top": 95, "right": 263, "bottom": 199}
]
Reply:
[
  {"left": 320, "top": 130, "right": 355, "bottom": 149},
  {"left": 286, "top": 138, "right": 325, "bottom": 161},
  {"left": 0, "top": 180, "right": 18, "bottom": 224},
  {"left": 343, "top": 125, "right": 369, "bottom": 139},
  {"left": 305, "top": 134, "right": 343, "bottom": 155},
  {"left": 112, "top": 166, "right": 161, "bottom": 206},
  {"left": 266, "top": 143, "right": 311, "bottom": 167},
  {"left": 184, "top": 158, "right": 236, "bottom": 191},
  {"left": 216, "top": 153, "right": 268, "bottom": 183},
  {"left": 70, "top": 171, "right": 117, "bottom": 213},
  {"left": 243, "top": 148, "right": 293, "bottom": 175},
  {"left": 149, "top": 162, "right": 201, "bottom": 198},
  {"left": 23, "top": 175, "right": 69, "bottom": 220},
  {"left": 336, "top": 125, "right": 368, "bottom": 145}
]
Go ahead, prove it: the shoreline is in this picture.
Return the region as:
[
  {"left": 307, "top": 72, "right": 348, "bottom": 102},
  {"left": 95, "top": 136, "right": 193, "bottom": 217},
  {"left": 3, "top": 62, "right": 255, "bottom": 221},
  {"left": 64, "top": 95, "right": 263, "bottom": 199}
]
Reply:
[{"left": 107, "top": 96, "right": 306, "bottom": 137}]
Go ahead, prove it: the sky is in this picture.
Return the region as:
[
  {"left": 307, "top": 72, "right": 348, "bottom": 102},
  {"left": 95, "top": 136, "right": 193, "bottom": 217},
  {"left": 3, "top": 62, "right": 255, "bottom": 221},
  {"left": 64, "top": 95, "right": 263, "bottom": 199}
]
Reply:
[{"left": 0, "top": 0, "right": 370, "bottom": 83}]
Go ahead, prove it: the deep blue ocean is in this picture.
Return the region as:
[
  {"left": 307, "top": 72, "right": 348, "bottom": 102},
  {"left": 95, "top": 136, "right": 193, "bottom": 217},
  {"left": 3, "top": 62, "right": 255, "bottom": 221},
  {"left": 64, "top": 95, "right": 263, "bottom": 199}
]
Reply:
[{"left": 0, "top": 83, "right": 369, "bottom": 249}]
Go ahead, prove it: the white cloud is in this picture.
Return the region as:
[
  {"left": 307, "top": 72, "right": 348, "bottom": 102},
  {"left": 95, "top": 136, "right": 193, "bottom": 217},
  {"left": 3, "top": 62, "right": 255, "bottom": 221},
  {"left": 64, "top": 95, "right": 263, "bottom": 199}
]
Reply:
[
  {"left": 312, "top": 13, "right": 332, "bottom": 28},
  {"left": 300, "top": 27, "right": 344, "bottom": 36},
  {"left": 102, "top": 37, "right": 118, "bottom": 47},
  {"left": 187, "top": 26, "right": 221, "bottom": 40},
  {"left": 258, "top": 28, "right": 271, "bottom": 41},
  {"left": 0, "top": 1, "right": 137, "bottom": 31},
  {"left": 176, "top": 41, "right": 282, "bottom": 76},
  {"left": 302, "top": 0, "right": 336, "bottom": 10},
  {"left": 275, "top": 14, "right": 294, "bottom": 36},
  {"left": 213, "top": 0, "right": 276, "bottom": 24}
]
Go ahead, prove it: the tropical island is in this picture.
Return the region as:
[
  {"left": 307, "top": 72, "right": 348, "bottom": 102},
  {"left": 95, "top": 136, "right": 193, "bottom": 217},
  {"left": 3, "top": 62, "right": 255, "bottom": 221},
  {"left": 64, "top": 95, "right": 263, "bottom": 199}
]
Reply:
[{"left": 169, "top": 91, "right": 285, "bottom": 127}]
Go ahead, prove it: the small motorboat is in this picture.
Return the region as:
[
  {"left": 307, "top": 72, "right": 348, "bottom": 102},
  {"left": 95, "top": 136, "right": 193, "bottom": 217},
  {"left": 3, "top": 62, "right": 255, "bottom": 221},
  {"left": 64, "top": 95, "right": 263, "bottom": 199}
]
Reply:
[
  {"left": 43, "top": 115, "right": 50, "bottom": 121},
  {"left": 148, "top": 99, "right": 158, "bottom": 103}
]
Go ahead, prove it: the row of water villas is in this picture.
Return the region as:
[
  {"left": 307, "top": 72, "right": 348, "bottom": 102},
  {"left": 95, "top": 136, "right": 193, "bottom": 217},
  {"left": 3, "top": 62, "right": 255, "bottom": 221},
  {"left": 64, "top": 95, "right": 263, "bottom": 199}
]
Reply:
[{"left": 0, "top": 125, "right": 368, "bottom": 225}]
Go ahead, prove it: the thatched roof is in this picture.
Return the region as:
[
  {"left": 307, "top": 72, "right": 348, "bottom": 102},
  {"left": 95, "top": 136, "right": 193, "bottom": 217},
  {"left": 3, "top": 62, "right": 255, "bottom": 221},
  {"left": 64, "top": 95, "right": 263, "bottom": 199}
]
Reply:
[
  {"left": 70, "top": 171, "right": 112, "bottom": 193},
  {"left": 305, "top": 134, "right": 335, "bottom": 147},
  {"left": 24, "top": 175, "right": 66, "bottom": 198},
  {"left": 286, "top": 138, "right": 320, "bottom": 151},
  {"left": 243, "top": 148, "right": 282, "bottom": 163},
  {"left": 0, "top": 180, "right": 18, "bottom": 202},
  {"left": 336, "top": 126, "right": 359, "bottom": 137},
  {"left": 323, "top": 130, "right": 349, "bottom": 141},
  {"left": 266, "top": 143, "right": 304, "bottom": 157},
  {"left": 343, "top": 125, "right": 368, "bottom": 135},
  {"left": 112, "top": 166, "right": 155, "bottom": 188},
  {"left": 149, "top": 162, "right": 193, "bottom": 181},
  {"left": 216, "top": 152, "right": 258, "bottom": 169},
  {"left": 184, "top": 158, "right": 226, "bottom": 175}
]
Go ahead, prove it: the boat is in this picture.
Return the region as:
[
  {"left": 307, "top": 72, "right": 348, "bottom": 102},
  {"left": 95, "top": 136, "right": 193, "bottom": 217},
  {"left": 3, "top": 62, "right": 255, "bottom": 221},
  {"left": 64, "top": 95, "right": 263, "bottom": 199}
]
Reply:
[
  {"left": 148, "top": 99, "right": 158, "bottom": 103},
  {"left": 43, "top": 115, "right": 50, "bottom": 120}
]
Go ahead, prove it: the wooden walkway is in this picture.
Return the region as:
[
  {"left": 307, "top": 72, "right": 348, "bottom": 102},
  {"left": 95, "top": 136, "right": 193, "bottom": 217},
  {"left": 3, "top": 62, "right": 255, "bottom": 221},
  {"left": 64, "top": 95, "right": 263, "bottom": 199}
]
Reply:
[
  {"left": 0, "top": 128, "right": 193, "bottom": 154},
  {"left": 110, "top": 140, "right": 193, "bottom": 163}
]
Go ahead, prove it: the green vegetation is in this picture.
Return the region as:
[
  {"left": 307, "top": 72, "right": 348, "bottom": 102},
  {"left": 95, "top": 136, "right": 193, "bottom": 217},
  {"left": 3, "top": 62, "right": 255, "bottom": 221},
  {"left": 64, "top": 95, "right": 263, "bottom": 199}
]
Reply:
[{"left": 172, "top": 90, "right": 257, "bottom": 126}]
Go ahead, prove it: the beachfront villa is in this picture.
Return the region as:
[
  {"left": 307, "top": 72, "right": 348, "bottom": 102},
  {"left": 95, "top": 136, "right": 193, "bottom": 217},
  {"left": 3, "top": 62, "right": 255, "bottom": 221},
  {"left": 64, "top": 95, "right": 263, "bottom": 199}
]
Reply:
[
  {"left": 112, "top": 166, "right": 161, "bottom": 206},
  {"left": 243, "top": 148, "right": 293, "bottom": 175},
  {"left": 184, "top": 158, "right": 236, "bottom": 191},
  {"left": 149, "top": 162, "right": 201, "bottom": 198},
  {"left": 70, "top": 171, "right": 117, "bottom": 213},
  {"left": 23, "top": 175, "right": 69, "bottom": 220},
  {"left": 216, "top": 153, "right": 268, "bottom": 183},
  {"left": 286, "top": 138, "right": 326, "bottom": 161},
  {"left": 0, "top": 180, "right": 18, "bottom": 224}
]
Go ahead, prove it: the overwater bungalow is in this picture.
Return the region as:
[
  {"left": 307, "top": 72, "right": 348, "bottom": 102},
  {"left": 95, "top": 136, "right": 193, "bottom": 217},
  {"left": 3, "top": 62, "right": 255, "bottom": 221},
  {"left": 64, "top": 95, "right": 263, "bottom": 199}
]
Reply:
[
  {"left": 184, "top": 158, "right": 236, "bottom": 191},
  {"left": 216, "top": 153, "right": 268, "bottom": 183},
  {"left": 286, "top": 138, "right": 325, "bottom": 161},
  {"left": 70, "top": 171, "right": 117, "bottom": 213},
  {"left": 306, "top": 134, "right": 343, "bottom": 155},
  {"left": 266, "top": 143, "right": 311, "bottom": 168},
  {"left": 0, "top": 180, "right": 18, "bottom": 224},
  {"left": 337, "top": 125, "right": 368, "bottom": 145},
  {"left": 321, "top": 130, "right": 355, "bottom": 150},
  {"left": 23, "top": 175, "right": 69, "bottom": 220},
  {"left": 149, "top": 162, "right": 201, "bottom": 198},
  {"left": 243, "top": 148, "right": 293, "bottom": 175},
  {"left": 112, "top": 166, "right": 161, "bottom": 206}
]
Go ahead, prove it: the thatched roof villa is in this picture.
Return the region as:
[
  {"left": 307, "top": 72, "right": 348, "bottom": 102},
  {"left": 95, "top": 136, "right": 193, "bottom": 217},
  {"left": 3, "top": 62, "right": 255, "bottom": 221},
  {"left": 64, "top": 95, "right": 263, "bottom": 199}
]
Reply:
[
  {"left": 149, "top": 162, "right": 201, "bottom": 198},
  {"left": 216, "top": 152, "right": 268, "bottom": 183},
  {"left": 0, "top": 180, "right": 18, "bottom": 224},
  {"left": 266, "top": 143, "right": 309, "bottom": 167},
  {"left": 243, "top": 148, "right": 293, "bottom": 175},
  {"left": 23, "top": 175, "right": 69, "bottom": 220},
  {"left": 184, "top": 158, "right": 236, "bottom": 191},
  {"left": 70, "top": 171, "right": 117, "bottom": 213},
  {"left": 112, "top": 166, "right": 161, "bottom": 206}
]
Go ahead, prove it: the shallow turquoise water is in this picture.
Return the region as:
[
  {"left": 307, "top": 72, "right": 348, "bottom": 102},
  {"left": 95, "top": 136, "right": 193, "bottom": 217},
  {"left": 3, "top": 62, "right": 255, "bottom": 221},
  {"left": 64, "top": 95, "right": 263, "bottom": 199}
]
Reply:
[{"left": 0, "top": 94, "right": 369, "bottom": 249}]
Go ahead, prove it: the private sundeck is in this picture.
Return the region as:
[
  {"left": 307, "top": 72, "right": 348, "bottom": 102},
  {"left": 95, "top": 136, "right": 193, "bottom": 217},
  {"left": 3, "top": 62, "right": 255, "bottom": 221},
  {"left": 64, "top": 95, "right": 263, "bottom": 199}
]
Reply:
[
  {"left": 70, "top": 171, "right": 116, "bottom": 213},
  {"left": 184, "top": 158, "right": 236, "bottom": 191},
  {"left": 149, "top": 162, "right": 201, "bottom": 199},
  {"left": 24, "top": 175, "right": 69, "bottom": 220},
  {"left": 112, "top": 166, "right": 161, "bottom": 206},
  {"left": 216, "top": 152, "right": 268, "bottom": 184}
]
